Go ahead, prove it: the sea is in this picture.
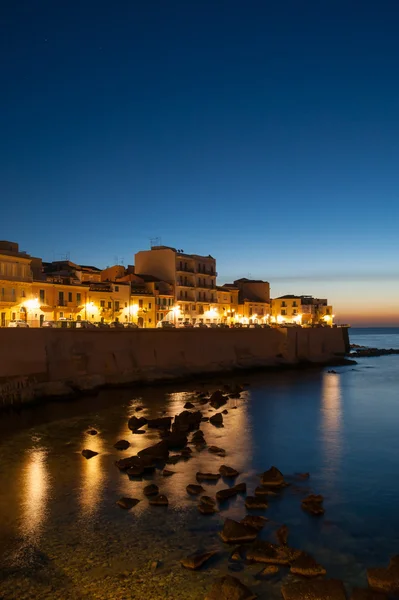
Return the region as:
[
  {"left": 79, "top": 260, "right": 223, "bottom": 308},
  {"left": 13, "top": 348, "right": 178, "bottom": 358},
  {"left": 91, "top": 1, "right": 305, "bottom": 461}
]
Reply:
[{"left": 0, "top": 328, "right": 398, "bottom": 600}]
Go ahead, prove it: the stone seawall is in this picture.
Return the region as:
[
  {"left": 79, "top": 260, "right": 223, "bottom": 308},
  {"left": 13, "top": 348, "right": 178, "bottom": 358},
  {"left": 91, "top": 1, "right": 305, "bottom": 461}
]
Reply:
[{"left": 0, "top": 327, "right": 349, "bottom": 407}]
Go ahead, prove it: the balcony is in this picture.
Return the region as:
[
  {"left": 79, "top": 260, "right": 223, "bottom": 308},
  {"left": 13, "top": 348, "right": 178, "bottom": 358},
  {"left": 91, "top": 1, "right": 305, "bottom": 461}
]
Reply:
[
  {"left": 195, "top": 269, "right": 217, "bottom": 276},
  {"left": 176, "top": 267, "right": 195, "bottom": 273},
  {"left": 196, "top": 283, "right": 215, "bottom": 289},
  {"left": 177, "top": 281, "right": 195, "bottom": 288},
  {"left": 0, "top": 294, "right": 18, "bottom": 304}
]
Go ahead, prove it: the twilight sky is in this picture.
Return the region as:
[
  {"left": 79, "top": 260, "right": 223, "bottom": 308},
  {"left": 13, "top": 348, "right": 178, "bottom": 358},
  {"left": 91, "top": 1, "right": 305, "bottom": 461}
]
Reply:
[{"left": 1, "top": 1, "right": 398, "bottom": 326}]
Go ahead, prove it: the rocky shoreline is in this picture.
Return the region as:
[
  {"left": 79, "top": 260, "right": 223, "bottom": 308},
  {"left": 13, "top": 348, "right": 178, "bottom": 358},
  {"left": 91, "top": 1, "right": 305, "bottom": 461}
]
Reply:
[{"left": 349, "top": 344, "right": 399, "bottom": 358}]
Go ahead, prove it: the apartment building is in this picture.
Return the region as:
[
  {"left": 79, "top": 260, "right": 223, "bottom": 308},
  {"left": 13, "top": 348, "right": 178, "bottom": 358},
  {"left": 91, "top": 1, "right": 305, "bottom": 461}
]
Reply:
[{"left": 272, "top": 295, "right": 333, "bottom": 325}]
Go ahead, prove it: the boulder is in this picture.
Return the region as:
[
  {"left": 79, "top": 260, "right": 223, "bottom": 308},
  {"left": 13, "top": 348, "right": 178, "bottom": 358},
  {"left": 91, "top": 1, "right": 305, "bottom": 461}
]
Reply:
[
  {"left": 196, "top": 472, "right": 221, "bottom": 482},
  {"left": 192, "top": 430, "right": 205, "bottom": 443},
  {"left": 245, "top": 496, "right": 267, "bottom": 510},
  {"left": 173, "top": 410, "right": 202, "bottom": 432},
  {"left": 82, "top": 449, "right": 98, "bottom": 459},
  {"left": 184, "top": 401, "right": 196, "bottom": 409},
  {"left": 198, "top": 502, "right": 218, "bottom": 515},
  {"left": 209, "top": 390, "right": 228, "bottom": 409},
  {"left": 143, "top": 484, "right": 159, "bottom": 497},
  {"left": 220, "top": 519, "right": 258, "bottom": 544},
  {"left": 205, "top": 575, "right": 256, "bottom": 600},
  {"left": 246, "top": 541, "right": 301, "bottom": 565},
  {"left": 114, "top": 439, "right": 130, "bottom": 450},
  {"left": 281, "top": 579, "right": 346, "bottom": 600},
  {"left": 367, "top": 556, "right": 399, "bottom": 592},
  {"left": 180, "top": 447, "right": 193, "bottom": 456},
  {"left": 87, "top": 429, "right": 98, "bottom": 435},
  {"left": 302, "top": 494, "right": 325, "bottom": 516},
  {"left": 351, "top": 588, "right": 387, "bottom": 600},
  {"left": 234, "top": 482, "right": 247, "bottom": 493},
  {"left": 162, "top": 469, "right": 175, "bottom": 477},
  {"left": 254, "top": 486, "right": 278, "bottom": 497},
  {"left": 290, "top": 553, "right": 327, "bottom": 577},
  {"left": 195, "top": 442, "right": 207, "bottom": 451},
  {"left": 166, "top": 455, "right": 182, "bottom": 465},
  {"left": 216, "top": 487, "right": 239, "bottom": 502},
  {"left": 137, "top": 441, "right": 169, "bottom": 461},
  {"left": 209, "top": 412, "right": 224, "bottom": 427},
  {"left": 222, "top": 409, "right": 228, "bottom": 414},
  {"left": 187, "top": 484, "right": 205, "bottom": 496},
  {"left": 208, "top": 446, "right": 226, "bottom": 457},
  {"left": 240, "top": 515, "right": 268, "bottom": 531},
  {"left": 200, "top": 496, "right": 216, "bottom": 506},
  {"left": 201, "top": 416, "right": 210, "bottom": 421},
  {"left": 277, "top": 524, "right": 289, "bottom": 546},
  {"left": 149, "top": 495, "right": 168, "bottom": 506},
  {"left": 261, "top": 466, "right": 286, "bottom": 487},
  {"left": 163, "top": 432, "right": 188, "bottom": 450},
  {"left": 116, "top": 497, "right": 140, "bottom": 509},
  {"left": 146, "top": 416, "right": 172, "bottom": 430},
  {"left": 181, "top": 551, "right": 216, "bottom": 570},
  {"left": 128, "top": 416, "right": 147, "bottom": 431},
  {"left": 126, "top": 466, "right": 144, "bottom": 477},
  {"left": 219, "top": 465, "right": 239, "bottom": 478}
]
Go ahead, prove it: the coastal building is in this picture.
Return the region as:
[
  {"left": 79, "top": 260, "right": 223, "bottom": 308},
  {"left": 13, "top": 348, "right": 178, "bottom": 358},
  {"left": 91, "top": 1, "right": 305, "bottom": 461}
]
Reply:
[
  {"left": 271, "top": 295, "right": 333, "bottom": 325},
  {"left": 0, "top": 241, "right": 34, "bottom": 327},
  {"left": 221, "top": 279, "right": 270, "bottom": 324},
  {"left": 135, "top": 246, "right": 218, "bottom": 323},
  {"left": 216, "top": 286, "right": 239, "bottom": 324}
]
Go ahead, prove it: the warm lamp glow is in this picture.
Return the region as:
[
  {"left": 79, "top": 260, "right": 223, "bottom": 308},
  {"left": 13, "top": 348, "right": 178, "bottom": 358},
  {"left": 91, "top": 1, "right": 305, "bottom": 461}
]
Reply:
[{"left": 25, "top": 298, "right": 39, "bottom": 310}]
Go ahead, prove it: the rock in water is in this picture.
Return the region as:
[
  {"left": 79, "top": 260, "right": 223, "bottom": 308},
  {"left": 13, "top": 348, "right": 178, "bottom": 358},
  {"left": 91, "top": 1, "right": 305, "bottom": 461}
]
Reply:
[
  {"left": 192, "top": 430, "right": 205, "bottom": 443},
  {"left": 261, "top": 466, "right": 286, "bottom": 487},
  {"left": 234, "top": 482, "right": 246, "bottom": 493},
  {"left": 216, "top": 487, "right": 238, "bottom": 502},
  {"left": 290, "top": 553, "right": 327, "bottom": 577},
  {"left": 301, "top": 494, "right": 325, "bottom": 516},
  {"left": 146, "top": 416, "right": 173, "bottom": 429},
  {"left": 208, "top": 446, "right": 226, "bottom": 457},
  {"left": 82, "top": 449, "right": 98, "bottom": 459},
  {"left": 245, "top": 496, "right": 267, "bottom": 510},
  {"left": 187, "top": 484, "right": 205, "bottom": 496},
  {"left": 281, "top": 579, "right": 346, "bottom": 600},
  {"left": 219, "top": 465, "right": 239, "bottom": 478},
  {"left": 128, "top": 416, "right": 147, "bottom": 431},
  {"left": 116, "top": 497, "right": 140, "bottom": 509},
  {"left": 260, "top": 565, "right": 279, "bottom": 577},
  {"left": 209, "top": 413, "right": 224, "bottom": 427},
  {"left": 114, "top": 439, "right": 130, "bottom": 450},
  {"left": 196, "top": 472, "right": 221, "bottom": 482},
  {"left": 181, "top": 551, "right": 216, "bottom": 570},
  {"left": 87, "top": 429, "right": 98, "bottom": 435},
  {"left": 200, "top": 496, "right": 216, "bottom": 506},
  {"left": 205, "top": 575, "right": 256, "bottom": 600},
  {"left": 246, "top": 541, "right": 301, "bottom": 565},
  {"left": 184, "top": 401, "right": 195, "bottom": 409},
  {"left": 254, "top": 486, "right": 278, "bottom": 497},
  {"left": 149, "top": 495, "right": 168, "bottom": 506},
  {"left": 198, "top": 502, "right": 218, "bottom": 515},
  {"left": 143, "top": 484, "right": 159, "bottom": 497},
  {"left": 162, "top": 469, "right": 175, "bottom": 477},
  {"left": 240, "top": 515, "right": 268, "bottom": 531},
  {"left": 368, "top": 555, "right": 399, "bottom": 592},
  {"left": 219, "top": 519, "right": 258, "bottom": 543},
  {"left": 209, "top": 390, "right": 228, "bottom": 409}
]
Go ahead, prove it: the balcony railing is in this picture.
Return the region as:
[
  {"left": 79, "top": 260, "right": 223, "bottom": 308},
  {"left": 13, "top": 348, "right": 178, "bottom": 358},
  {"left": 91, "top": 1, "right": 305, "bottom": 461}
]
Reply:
[
  {"left": 195, "top": 269, "right": 217, "bottom": 276},
  {"left": 177, "top": 282, "right": 195, "bottom": 287},
  {"left": 176, "top": 267, "right": 195, "bottom": 273}
]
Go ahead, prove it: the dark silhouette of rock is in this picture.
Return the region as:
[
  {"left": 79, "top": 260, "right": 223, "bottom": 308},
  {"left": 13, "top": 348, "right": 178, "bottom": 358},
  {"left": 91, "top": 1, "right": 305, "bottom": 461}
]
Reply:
[
  {"left": 277, "top": 525, "right": 288, "bottom": 546},
  {"left": 173, "top": 410, "right": 202, "bottom": 432},
  {"left": 254, "top": 486, "right": 278, "bottom": 497},
  {"left": 187, "top": 484, "right": 205, "bottom": 496},
  {"left": 163, "top": 432, "right": 188, "bottom": 450},
  {"left": 135, "top": 406, "right": 143, "bottom": 411},
  {"left": 219, "top": 465, "right": 239, "bottom": 478},
  {"left": 368, "top": 555, "right": 399, "bottom": 592},
  {"left": 246, "top": 541, "right": 301, "bottom": 565},
  {"left": 245, "top": 496, "right": 267, "bottom": 510},
  {"left": 192, "top": 430, "right": 205, "bottom": 443},
  {"left": 261, "top": 466, "right": 286, "bottom": 487},
  {"left": 181, "top": 550, "right": 216, "bottom": 570},
  {"left": 301, "top": 494, "right": 325, "bottom": 516},
  {"left": 184, "top": 401, "right": 196, "bottom": 409},
  {"left": 126, "top": 466, "right": 144, "bottom": 477},
  {"left": 208, "top": 446, "right": 226, "bottom": 457},
  {"left": 180, "top": 446, "right": 193, "bottom": 457},
  {"left": 209, "top": 390, "right": 228, "bottom": 409},
  {"left": 220, "top": 519, "right": 258, "bottom": 543},
  {"left": 259, "top": 565, "right": 279, "bottom": 577},
  {"left": 82, "top": 449, "right": 98, "bottom": 459},
  {"left": 222, "top": 409, "right": 228, "bottom": 414},
  {"left": 163, "top": 469, "right": 175, "bottom": 476},
  {"left": 114, "top": 439, "right": 130, "bottom": 450},
  {"left": 241, "top": 515, "right": 268, "bottom": 531},
  {"left": 149, "top": 494, "right": 168, "bottom": 506},
  {"left": 351, "top": 588, "right": 387, "bottom": 600},
  {"left": 281, "top": 579, "right": 346, "bottom": 600},
  {"left": 196, "top": 472, "right": 221, "bottom": 482},
  {"left": 137, "top": 441, "right": 169, "bottom": 460},
  {"left": 198, "top": 502, "right": 218, "bottom": 515},
  {"left": 166, "top": 454, "right": 182, "bottom": 465},
  {"left": 146, "top": 416, "right": 172, "bottom": 430},
  {"left": 201, "top": 416, "right": 210, "bottom": 421},
  {"left": 143, "top": 484, "right": 159, "bottom": 496},
  {"left": 290, "top": 553, "right": 326, "bottom": 576},
  {"left": 128, "top": 416, "right": 147, "bottom": 431},
  {"left": 200, "top": 496, "right": 216, "bottom": 506},
  {"left": 205, "top": 575, "right": 256, "bottom": 600},
  {"left": 116, "top": 497, "right": 140, "bottom": 509},
  {"left": 87, "top": 429, "right": 98, "bottom": 435},
  {"left": 216, "top": 488, "right": 238, "bottom": 502},
  {"left": 234, "top": 482, "right": 246, "bottom": 493},
  {"left": 209, "top": 412, "right": 224, "bottom": 427}
]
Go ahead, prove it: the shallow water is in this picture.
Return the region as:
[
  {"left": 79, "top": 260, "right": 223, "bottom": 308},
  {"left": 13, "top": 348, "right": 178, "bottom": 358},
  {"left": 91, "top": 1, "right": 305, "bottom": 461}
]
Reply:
[{"left": 0, "top": 329, "right": 398, "bottom": 599}]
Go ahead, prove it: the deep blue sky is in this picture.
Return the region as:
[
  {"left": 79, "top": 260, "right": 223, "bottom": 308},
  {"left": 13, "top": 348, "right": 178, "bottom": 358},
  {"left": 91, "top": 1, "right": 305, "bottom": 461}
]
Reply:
[{"left": 1, "top": 1, "right": 399, "bottom": 323}]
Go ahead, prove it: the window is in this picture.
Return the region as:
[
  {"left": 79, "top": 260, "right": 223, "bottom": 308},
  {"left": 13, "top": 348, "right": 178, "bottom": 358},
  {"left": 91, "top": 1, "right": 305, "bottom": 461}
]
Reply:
[
  {"left": 139, "top": 299, "right": 143, "bottom": 308},
  {"left": 180, "top": 290, "right": 183, "bottom": 299},
  {"left": 249, "top": 308, "right": 253, "bottom": 316},
  {"left": 39, "top": 289, "right": 45, "bottom": 303},
  {"left": 100, "top": 300, "right": 105, "bottom": 308},
  {"left": 192, "top": 304, "right": 196, "bottom": 311},
  {"left": 1, "top": 288, "right": 4, "bottom": 298},
  {"left": 115, "top": 286, "right": 119, "bottom": 292},
  {"left": 184, "top": 291, "right": 187, "bottom": 299},
  {"left": 326, "top": 308, "right": 330, "bottom": 315},
  {"left": 108, "top": 301, "right": 112, "bottom": 309},
  {"left": 293, "top": 309, "right": 297, "bottom": 315},
  {"left": 125, "top": 302, "right": 127, "bottom": 308},
  {"left": 77, "top": 293, "right": 81, "bottom": 303},
  {"left": 68, "top": 292, "right": 72, "bottom": 302},
  {"left": 115, "top": 301, "right": 120, "bottom": 311},
  {"left": 163, "top": 298, "right": 166, "bottom": 306},
  {"left": 60, "top": 312, "right": 64, "bottom": 318},
  {"left": 293, "top": 301, "right": 297, "bottom": 307},
  {"left": 281, "top": 309, "right": 286, "bottom": 316},
  {"left": 282, "top": 301, "right": 286, "bottom": 307},
  {"left": 148, "top": 302, "right": 151, "bottom": 309},
  {"left": 58, "top": 291, "right": 64, "bottom": 305},
  {"left": 11, "top": 288, "right": 16, "bottom": 299}
]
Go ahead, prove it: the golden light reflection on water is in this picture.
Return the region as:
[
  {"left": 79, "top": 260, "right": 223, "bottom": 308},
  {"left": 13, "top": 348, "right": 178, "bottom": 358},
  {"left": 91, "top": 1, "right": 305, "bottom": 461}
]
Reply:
[
  {"left": 321, "top": 373, "right": 342, "bottom": 481},
  {"left": 79, "top": 433, "right": 106, "bottom": 517},
  {"left": 21, "top": 448, "right": 50, "bottom": 543}
]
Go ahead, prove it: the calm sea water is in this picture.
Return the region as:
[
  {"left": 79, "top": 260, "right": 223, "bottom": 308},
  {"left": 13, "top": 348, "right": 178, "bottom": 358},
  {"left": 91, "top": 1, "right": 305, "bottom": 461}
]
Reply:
[{"left": 0, "top": 328, "right": 398, "bottom": 599}]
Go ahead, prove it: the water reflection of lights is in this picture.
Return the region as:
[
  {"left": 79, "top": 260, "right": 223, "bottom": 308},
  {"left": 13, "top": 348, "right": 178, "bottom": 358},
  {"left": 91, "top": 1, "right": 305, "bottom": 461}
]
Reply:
[
  {"left": 79, "top": 434, "right": 105, "bottom": 517},
  {"left": 321, "top": 372, "right": 342, "bottom": 479},
  {"left": 21, "top": 448, "right": 50, "bottom": 543}
]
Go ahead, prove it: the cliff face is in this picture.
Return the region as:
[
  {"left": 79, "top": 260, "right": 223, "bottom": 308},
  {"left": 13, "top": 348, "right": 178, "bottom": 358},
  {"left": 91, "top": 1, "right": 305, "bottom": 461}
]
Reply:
[{"left": 0, "top": 327, "right": 348, "bottom": 407}]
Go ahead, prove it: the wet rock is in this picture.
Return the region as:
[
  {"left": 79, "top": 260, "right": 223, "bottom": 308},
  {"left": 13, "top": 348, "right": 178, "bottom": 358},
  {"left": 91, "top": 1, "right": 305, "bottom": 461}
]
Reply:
[
  {"left": 209, "top": 412, "right": 224, "bottom": 427},
  {"left": 245, "top": 496, "right": 267, "bottom": 510},
  {"left": 184, "top": 401, "right": 196, "bottom": 409},
  {"left": 180, "top": 446, "right": 193, "bottom": 456},
  {"left": 246, "top": 541, "right": 301, "bottom": 565},
  {"left": 126, "top": 466, "right": 144, "bottom": 477},
  {"left": 294, "top": 472, "right": 310, "bottom": 480},
  {"left": 216, "top": 487, "right": 238, "bottom": 502},
  {"left": 132, "top": 429, "right": 146, "bottom": 434},
  {"left": 114, "top": 439, "right": 130, "bottom": 450},
  {"left": 143, "top": 484, "right": 159, "bottom": 497},
  {"left": 290, "top": 553, "right": 327, "bottom": 577},
  {"left": 254, "top": 486, "right": 278, "bottom": 497},
  {"left": 351, "top": 588, "right": 388, "bottom": 600},
  {"left": 367, "top": 555, "right": 399, "bottom": 592},
  {"left": 82, "top": 449, "right": 98, "bottom": 459},
  {"left": 87, "top": 429, "right": 98, "bottom": 435},
  {"left": 222, "top": 409, "right": 228, "bottom": 414},
  {"left": 128, "top": 416, "right": 148, "bottom": 431},
  {"left": 162, "top": 469, "right": 175, "bottom": 476},
  {"left": 187, "top": 484, "right": 205, "bottom": 496},
  {"left": 149, "top": 494, "right": 168, "bottom": 506},
  {"left": 198, "top": 502, "right": 218, "bottom": 515},
  {"left": 163, "top": 431, "right": 188, "bottom": 450},
  {"left": 116, "top": 497, "right": 140, "bottom": 510},
  {"left": 196, "top": 442, "right": 207, "bottom": 451},
  {"left": 234, "top": 482, "right": 247, "bottom": 493},
  {"left": 116, "top": 454, "right": 155, "bottom": 473},
  {"left": 261, "top": 466, "right": 286, "bottom": 487},
  {"left": 241, "top": 515, "right": 268, "bottom": 531},
  {"left": 192, "top": 430, "right": 205, "bottom": 443},
  {"left": 200, "top": 495, "right": 216, "bottom": 506},
  {"left": 230, "top": 545, "right": 246, "bottom": 562},
  {"left": 201, "top": 416, "right": 210, "bottom": 422},
  {"left": 135, "top": 406, "right": 143, "bottom": 411},
  {"left": 146, "top": 416, "right": 173, "bottom": 430},
  {"left": 181, "top": 550, "right": 217, "bottom": 570},
  {"left": 166, "top": 454, "right": 182, "bottom": 465},
  {"left": 137, "top": 440, "right": 169, "bottom": 460},
  {"left": 196, "top": 472, "right": 221, "bottom": 482},
  {"left": 208, "top": 446, "right": 226, "bottom": 457},
  {"left": 277, "top": 524, "right": 289, "bottom": 546},
  {"left": 260, "top": 565, "right": 279, "bottom": 576},
  {"left": 174, "top": 410, "right": 203, "bottom": 432},
  {"left": 205, "top": 574, "right": 256, "bottom": 600},
  {"left": 209, "top": 390, "right": 228, "bottom": 409},
  {"left": 220, "top": 518, "right": 258, "bottom": 543},
  {"left": 219, "top": 465, "right": 239, "bottom": 478},
  {"left": 302, "top": 494, "right": 325, "bottom": 516},
  {"left": 281, "top": 579, "right": 346, "bottom": 600}
]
